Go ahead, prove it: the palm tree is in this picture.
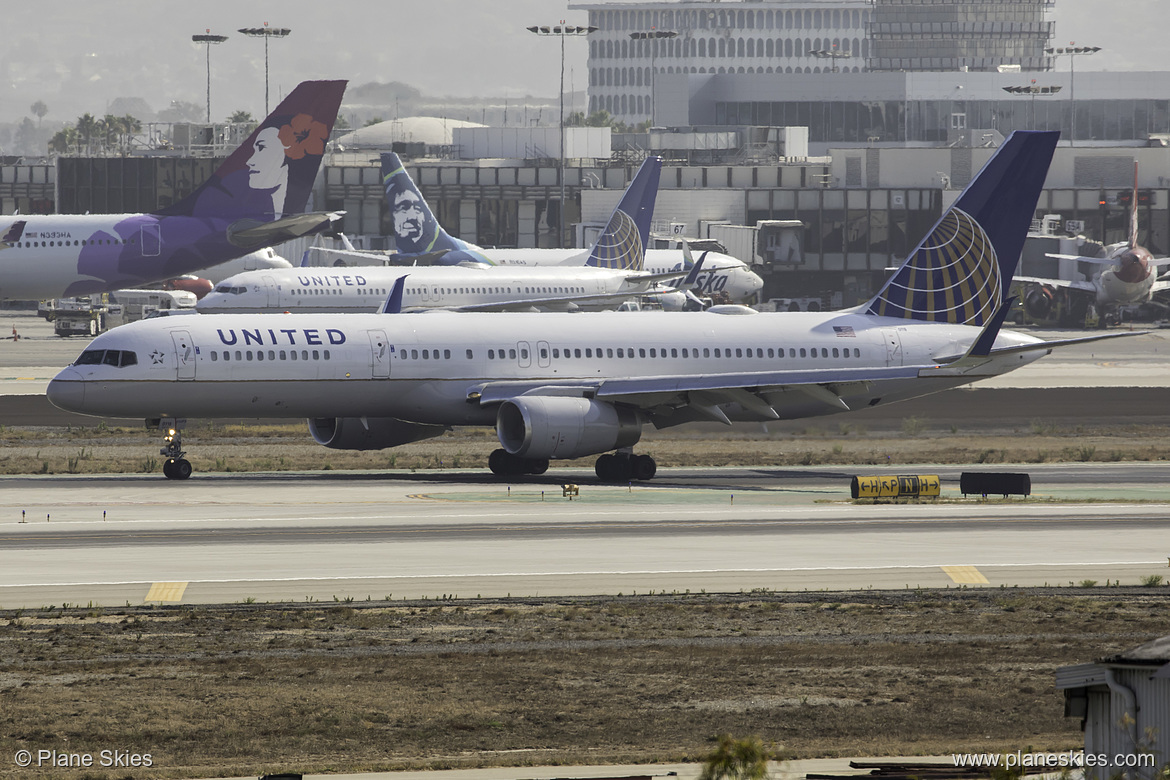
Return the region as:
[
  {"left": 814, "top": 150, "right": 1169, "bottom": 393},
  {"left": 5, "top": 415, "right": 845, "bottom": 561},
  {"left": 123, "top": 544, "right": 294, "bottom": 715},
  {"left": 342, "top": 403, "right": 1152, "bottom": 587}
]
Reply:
[
  {"left": 699, "top": 734, "right": 773, "bottom": 780},
  {"left": 228, "top": 110, "right": 254, "bottom": 124},
  {"left": 30, "top": 100, "right": 48, "bottom": 128},
  {"left": 49, "top": 126, "right": 78, "bottom": 155},
  {"left": 76, "top": 113, "right": 98, "bottom": 155}
]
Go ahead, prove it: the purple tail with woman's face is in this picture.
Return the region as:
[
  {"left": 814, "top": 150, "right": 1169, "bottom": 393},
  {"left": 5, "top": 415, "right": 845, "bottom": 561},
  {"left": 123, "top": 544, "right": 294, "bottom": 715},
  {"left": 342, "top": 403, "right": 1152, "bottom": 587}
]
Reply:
[{"left": 155, "top": 80, "right": 346, "bottom": 220}]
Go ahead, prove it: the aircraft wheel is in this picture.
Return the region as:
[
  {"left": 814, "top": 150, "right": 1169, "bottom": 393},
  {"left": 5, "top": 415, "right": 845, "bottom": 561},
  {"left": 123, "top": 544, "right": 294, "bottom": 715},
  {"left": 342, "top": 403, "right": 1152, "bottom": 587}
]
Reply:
[
  {"left": 164, "top": 458, "right": 192, "bottom": 480},
  {"left": 595, "top": 454, "right": 616, "bottom": 482},
  {"left": 525, "top": 458, "right": 549, "bottom": 475},
  {"left": 632, "top": 454, "right": 657, "bottom": 481},
  {"left": 488, "top": 449, "right": 512, "bottom": 477}
]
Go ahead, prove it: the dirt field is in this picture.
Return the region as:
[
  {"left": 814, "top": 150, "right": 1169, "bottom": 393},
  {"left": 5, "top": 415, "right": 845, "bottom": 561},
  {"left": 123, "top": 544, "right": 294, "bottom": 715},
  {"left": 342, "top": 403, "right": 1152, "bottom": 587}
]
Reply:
[{"left": 1, "top": 590, "right": 1166, "bottom": 780}]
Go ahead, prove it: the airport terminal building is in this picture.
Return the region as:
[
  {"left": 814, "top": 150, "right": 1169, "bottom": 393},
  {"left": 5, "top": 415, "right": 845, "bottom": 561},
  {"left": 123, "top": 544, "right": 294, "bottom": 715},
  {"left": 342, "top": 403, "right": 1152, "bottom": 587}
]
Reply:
[{"left": 6, "top": 0, "right": 1170, "bottom": 308}]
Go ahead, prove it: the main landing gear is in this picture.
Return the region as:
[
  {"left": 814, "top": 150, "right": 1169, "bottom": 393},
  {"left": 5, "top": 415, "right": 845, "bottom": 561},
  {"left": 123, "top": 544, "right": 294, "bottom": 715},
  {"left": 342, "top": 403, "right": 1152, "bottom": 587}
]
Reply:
[
  {"left": 152, "top": 418, "right": 192, "bottom": 480},
  {"left": 488, "top": 449, "right": 549, "bottom": 477},
  {"left": 595, "top": 451, "right": 657, "bottom": 483}
]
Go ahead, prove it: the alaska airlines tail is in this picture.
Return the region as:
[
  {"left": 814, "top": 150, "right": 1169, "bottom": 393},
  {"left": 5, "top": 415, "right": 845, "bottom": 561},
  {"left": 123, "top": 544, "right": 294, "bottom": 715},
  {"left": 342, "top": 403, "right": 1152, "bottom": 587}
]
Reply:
[
  {"left": 866, "top": 130, "right": 1058, "bottom": 326},
  {"left": 380, "top": 152, "right": 488, "bottom": 264},
  {"left": 157, "top": 80, "right": 347, "bottom": 220},
  {"left": 584, "top": 156, "right": 662, "bottom": 270}
]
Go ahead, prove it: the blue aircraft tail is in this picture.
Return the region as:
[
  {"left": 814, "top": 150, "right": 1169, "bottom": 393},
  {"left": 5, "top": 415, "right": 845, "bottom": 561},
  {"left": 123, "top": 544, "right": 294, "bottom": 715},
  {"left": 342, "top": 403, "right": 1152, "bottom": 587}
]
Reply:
[
  {"left": 585, "top": 156, "right": 662, "bottom": 270},
  {"left": 380, "top": 153, "right": 489, "bottom": 264},
  {"left": 156, "top": 80, "right": 346, "bottom": 220},
  {"left": 865, "top": 130, "right": 1058, "bottom": 326}
]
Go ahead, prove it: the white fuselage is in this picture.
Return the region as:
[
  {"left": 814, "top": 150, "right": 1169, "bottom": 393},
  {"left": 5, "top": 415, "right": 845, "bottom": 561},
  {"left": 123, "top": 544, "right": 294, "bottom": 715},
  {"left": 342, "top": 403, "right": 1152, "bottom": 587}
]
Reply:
[
  {"left": 476, "top": 248, "right": 765, "bottom": 303},
  {"left": 48, "top": 309, "right": 1046, "bottom": 428},
  {"left": 197, "top": 264, "right": 684, "bottom": 314}
]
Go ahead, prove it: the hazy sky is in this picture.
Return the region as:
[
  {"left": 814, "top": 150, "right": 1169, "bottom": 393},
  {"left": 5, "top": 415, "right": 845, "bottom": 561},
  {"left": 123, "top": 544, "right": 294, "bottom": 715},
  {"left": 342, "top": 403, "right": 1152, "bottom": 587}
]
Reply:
[{"left": 1, "top": 0, "right": 1167, "bottom": 125}]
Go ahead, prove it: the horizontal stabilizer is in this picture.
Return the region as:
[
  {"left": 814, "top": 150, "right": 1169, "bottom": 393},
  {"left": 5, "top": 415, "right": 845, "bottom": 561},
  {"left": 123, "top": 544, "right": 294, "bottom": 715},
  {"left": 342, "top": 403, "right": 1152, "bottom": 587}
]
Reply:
[{"left": 228, "top": 212, "right": 344, "bottom": 248}]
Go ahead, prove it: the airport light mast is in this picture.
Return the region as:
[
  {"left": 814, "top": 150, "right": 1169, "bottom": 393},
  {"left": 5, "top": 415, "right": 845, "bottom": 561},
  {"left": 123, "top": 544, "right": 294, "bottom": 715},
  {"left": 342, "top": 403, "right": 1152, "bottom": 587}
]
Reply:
[
  {"left": 1002, "top": 81, "right": 1062, "bottom": 132},
  {"left": 192, "top": 30, "right": 229, "bottom": 123},
  {"left": 809, "top": 44, "right": 852, "bottom": 74},
  {"left": 238, "top": 23, "right": 291, "bottom": 115},
  {"left": 1045, "top": 43, "right": 1100, "bottom": 145},
  {"left": 629, "top": 29, "right": 677, "bottom": 127},
  {"left": 527, "top": 22, "right": 597, "bottom": 249}
]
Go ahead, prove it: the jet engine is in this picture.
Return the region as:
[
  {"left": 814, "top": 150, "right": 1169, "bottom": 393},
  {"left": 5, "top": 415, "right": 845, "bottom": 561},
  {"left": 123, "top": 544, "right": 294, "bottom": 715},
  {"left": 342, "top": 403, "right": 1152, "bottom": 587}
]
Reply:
[
  {"left": 308, "top": 416, "right": 447, "bottom": 450},
  {"left": 496, "top": 396, "right": 642, "bottom": 460},
  {"left": 1023, "top": 285, "right": 1056, "bottom": 320}
]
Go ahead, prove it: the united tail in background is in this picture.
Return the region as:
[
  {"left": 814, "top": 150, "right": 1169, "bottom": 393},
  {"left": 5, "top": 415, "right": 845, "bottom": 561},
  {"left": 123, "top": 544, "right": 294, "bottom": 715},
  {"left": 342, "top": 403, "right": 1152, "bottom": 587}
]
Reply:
[
  {"left": 866, "top": 130, "right": 1059, "bottom": 326},
  {"left": 380, "top": 152, "right": 662, "bottom": 270}
]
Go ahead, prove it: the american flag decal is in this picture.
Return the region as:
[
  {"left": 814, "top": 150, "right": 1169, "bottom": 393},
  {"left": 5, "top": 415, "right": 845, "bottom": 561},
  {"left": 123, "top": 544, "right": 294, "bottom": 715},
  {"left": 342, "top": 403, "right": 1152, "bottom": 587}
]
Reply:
[{"left": 833, "top": 326, "right": 855, "bottom": 337}]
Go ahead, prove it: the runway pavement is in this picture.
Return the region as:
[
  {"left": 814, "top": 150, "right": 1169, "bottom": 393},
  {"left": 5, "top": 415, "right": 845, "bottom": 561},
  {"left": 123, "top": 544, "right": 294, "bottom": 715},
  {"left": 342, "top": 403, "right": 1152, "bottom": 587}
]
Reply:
[{"left": 1, "top": 465, "right": 1168, "bottom": 609}]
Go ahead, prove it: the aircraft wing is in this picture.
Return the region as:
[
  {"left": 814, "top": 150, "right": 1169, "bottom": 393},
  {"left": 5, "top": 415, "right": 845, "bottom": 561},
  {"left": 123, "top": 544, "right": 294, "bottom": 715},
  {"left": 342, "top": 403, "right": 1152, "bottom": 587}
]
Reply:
[
  {"left": 227, "top": 212, "right": 345, "bottom": 248},
  {"left": 309, "top": 246, "right": 397, "bottom": 263},
  {"left": 1044, "top": 252, "right": 1112, "bottom": 264},
  {"left": 469, "top": 328, "right": 1148, "bottom": 423},
  {"left": 430, "top": 290, "right": 651, "bottom": 313},
  {"left": 1014, "top": 275, "right": 1096, "bottom": 294}
]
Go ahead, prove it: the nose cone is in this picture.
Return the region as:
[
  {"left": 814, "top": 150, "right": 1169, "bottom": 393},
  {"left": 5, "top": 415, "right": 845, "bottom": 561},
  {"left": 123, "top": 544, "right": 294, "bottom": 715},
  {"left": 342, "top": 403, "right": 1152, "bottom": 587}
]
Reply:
[{"left": 46, "top": 368, "right": 85, "bottom": 413}]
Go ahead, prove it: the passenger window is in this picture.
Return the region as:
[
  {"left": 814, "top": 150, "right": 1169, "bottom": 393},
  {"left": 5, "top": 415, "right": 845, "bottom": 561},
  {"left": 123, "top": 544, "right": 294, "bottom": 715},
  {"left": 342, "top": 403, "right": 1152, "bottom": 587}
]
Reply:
[
  {"left": 790, "top": 348, "right": 796, "bottom": 357},
  {"left": 256, "top": 350, "right": 264, "bottom": 361},
  {"left": 411, "top": 349, "right": 419, "bottom": 359},
  {"left": 703, "top": 348, "right": 710, "bottom": 357},
  {"left": 488, "top": 349, "right": 495, "bottom": 359},
  {"left": 854, "top": 348, "right": 861, "bottom": 357},
  {"left": 269, "top": 350, "right": 276, "bottom": 360},
  {"left": 444, "top": 350, "right": 451, "bottom": 359},
  {"left": 540, "top": 348, "right": 547, "bottom": 359},
  {"left": 466, "top": 349, "right": 473, "bottom": 359},
  {"left": 302, "top": 350, "right": 309, "bottom": 360},
  {"left": 585, "top": 348, "right": 592, "bottom": 358},
  {"left": 735, "top": 348, "right": 742, "bottom": 358},
  {"left": 422, "top": 349, "right": 429, "bottom": 359},
  {"left": 833, "top": 348, "right": 839, "bottom": 358},
  {"left": 323, "top": 350, "right": 330, "bottom": 360},
  {"left": 211, "top": 352, "right": 218, "bottom": 362},
  {"left": 313, "top": 350, "right": 320, "bottom": 360},
  {"left": 617, "top": 348, "right": 624, "bottom": 358},
  {"left": 280, "top": 350, "right": 287, "bottom": 360},
  {"left": 235, "top": 351, "right": 242, "bottom": 361},
  {"left": 714, "top": 348, "right": 721, "bottom": 358},
  {"left": 246, "top": 351, "right": 254, "bottom": 361},
  {"left": 575, "top": 348, "right": 582, "bottom": 358},
  {"left": 800, "top": 348, "right": 807, "bottom": 358},
  {"left": 509, "top": 349, "right": 517, "bottom": 359},
  {"left": 822, "top": 348, "right": 829, "bottom": 357},
  {"left": 756, "top": 348, "right": 763, "bottom": 358},
  {"left": 552, "top": 349, "right": 560, "bottom": 359},
  {"left": 290, "top": 351, "right": 298, "bottom": 361},
  {"left": 767, "top": 348, "right": 774, "bottom": 358},
  {"left": 640, "top": 348, "right": 647, "bottom": 358},
  {"left": 606, "top": 348, "right": 614, "bottom": 358},
  {"left": 521, "top": 348, "right": 529, "bottom": 360}
]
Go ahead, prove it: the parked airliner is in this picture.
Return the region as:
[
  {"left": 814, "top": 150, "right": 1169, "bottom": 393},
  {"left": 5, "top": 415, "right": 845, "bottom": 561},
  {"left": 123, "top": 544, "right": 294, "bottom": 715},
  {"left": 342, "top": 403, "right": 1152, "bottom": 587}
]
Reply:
[
  {"left": 48, "top": 131, "right": 1135, "bottom": 482},
  {"left": 0, "top": 81, "right": 345, "bottom": 301},
  {"left": 197, "top": 158, "right": 696, "bottom": 313},
  {"left": 311, "top": 153, "right": 764, "bottom": 303}
]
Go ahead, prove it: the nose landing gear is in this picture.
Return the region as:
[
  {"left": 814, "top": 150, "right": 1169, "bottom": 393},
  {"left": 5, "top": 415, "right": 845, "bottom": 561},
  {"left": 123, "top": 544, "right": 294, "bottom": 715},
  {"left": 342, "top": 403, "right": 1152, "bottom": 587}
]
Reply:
[{"left": 150, "top": 418, "right": 193, "bottom": 480}]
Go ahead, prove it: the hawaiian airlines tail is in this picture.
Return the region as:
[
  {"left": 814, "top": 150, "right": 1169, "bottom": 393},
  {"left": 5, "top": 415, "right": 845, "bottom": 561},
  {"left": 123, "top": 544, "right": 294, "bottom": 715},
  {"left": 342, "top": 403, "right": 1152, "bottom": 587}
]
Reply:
[
  {"left": 866, "top": 130, "right": 1059, "bottom": 326},
  {"left": 583, "top": 156, "right": 661, "bottom": 271},
  {"left": 156, "top": 80, "right": 345, "bottom": 222}
]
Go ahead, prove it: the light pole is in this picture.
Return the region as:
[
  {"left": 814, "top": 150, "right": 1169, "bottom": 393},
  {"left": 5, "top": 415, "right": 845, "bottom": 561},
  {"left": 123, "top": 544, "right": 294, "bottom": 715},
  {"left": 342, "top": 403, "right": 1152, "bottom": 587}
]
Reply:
[
  {"left": 238, "top": 23, "right": 291, "bottom": 115},
  {"left": 809, "top": 44, "right": 852, "bottom": 74},
  {"left": 1002, "top": 82, "right": 1062, "bottom": 131},
  {"left": 1044, "top": 43, "right": 1100, "bottom": 145},
  {"left": 526, "top": 22, "right": 597, "bottom": 248},
  {"left": 629, "top": 29, "right": 677, "bottom": 126},
  {"left": 192, "top": 30, "right": 229, "bottom": 123}
]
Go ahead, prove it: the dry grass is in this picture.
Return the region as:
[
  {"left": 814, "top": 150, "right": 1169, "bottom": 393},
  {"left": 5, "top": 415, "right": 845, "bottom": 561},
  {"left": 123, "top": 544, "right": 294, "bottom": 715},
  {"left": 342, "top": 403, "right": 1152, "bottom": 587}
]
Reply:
[
  {"left": 1, "top": 590, "right": 1167, "bottom": 779},
  {"left": 1, "top": 418, "right": 1169, "bottom": 475}
]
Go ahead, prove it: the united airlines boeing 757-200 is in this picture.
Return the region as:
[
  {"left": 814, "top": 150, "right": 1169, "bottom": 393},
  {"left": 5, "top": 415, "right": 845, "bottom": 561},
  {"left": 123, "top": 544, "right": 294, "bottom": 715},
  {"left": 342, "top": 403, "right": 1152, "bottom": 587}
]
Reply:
[
  {"left": 0, "top": 80, "right": 346, "bottom": 301},
  {"left": 47, "top": 131, "right": 1138, "bottom": 482}
]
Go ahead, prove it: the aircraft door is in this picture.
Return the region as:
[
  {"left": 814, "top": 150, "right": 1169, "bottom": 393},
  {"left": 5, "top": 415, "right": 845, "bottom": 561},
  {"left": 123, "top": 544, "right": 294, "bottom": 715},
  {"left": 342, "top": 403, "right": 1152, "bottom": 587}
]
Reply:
[
  {"left": 368, "top": 329, "right": 390, "bottom": 379},
  {"left": 517, "top": 341, "right": 532, "bottom": 369},
  {"left": 141, "top": 223, "right": 162, "bottom": 257},
  {"left": 881, "top": 329, "right": 903, "bottom": 367},
  {"left": 171, "top": 330, "right": 196, "bottom": 380},
  {"left": 262, "top": 275, "right": 277, "bottom": 307},
  {"left": 536, "top": 340, "right": 551, "bottom": 368}
]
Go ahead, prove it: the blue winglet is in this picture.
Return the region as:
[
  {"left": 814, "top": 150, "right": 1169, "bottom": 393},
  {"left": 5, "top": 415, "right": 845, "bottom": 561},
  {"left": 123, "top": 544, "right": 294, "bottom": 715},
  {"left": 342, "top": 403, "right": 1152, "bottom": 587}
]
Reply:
[
  {"left": 682, "top": 251, "right": 708, "bottom": 286},
  {"left": 381, "top": 275, "right": 408, "bottom": 314},
  {"left": 300, "top": 250, "right": 311, "bottom": 268},
  {"left": 968, "top": 296, "right": 1016, "bottom": 357}
]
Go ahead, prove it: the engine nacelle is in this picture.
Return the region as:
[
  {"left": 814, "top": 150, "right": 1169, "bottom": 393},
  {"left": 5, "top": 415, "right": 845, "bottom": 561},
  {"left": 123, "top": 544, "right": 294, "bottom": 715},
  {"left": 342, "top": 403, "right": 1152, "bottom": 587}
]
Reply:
[
  {"left": 1024, "top": 285, "right": 1056, "bottom": 319},
  {"left": 496, "top": 397, "right": 642, "bottom": 460},
  {"left": 308, "top": 417, "right": 446, "bottom": 450}
]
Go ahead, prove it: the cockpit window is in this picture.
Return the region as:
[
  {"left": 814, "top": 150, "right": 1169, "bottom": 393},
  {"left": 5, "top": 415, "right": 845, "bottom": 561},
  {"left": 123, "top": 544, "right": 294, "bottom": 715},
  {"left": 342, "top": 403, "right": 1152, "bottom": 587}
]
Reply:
[
  {"left": 75, "top": 350, "right": 105, "bottom": 365},
  {"left": 74, "top": 349, "right": 138, "bottom": 368}
]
